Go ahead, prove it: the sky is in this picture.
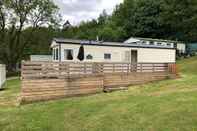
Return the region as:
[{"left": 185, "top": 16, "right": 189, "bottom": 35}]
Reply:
[{"left": 54, "top": 0, "right": 124, "bottom": 25}]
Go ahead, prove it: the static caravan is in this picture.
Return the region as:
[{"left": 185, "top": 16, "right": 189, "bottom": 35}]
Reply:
[
  {"left": 0, "top": 64, "right": 6, "bottom": 89},
  {"left": 51, "top": 38, "right": 176, "bottom": 64},
  {"left": 20, "top": 39, "right": 178, "bottom": 103}
]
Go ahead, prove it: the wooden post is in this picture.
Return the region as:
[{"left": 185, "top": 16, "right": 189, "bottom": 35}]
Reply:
[
  {"left": 127, "top": 63, "right": 129, "bottom": 73},
  {"left": 58, "top": 62, "right": 61, "bottom": 77},
  {"left": 152, "top": 64, "right": 155, "bottom": 72},
  {"left": 84, "top": 63, "right": 87, "bottom": 74},
  {"left": 93, "top": 63, "right": 98, "bottom": 74},
  {"left": 130, "top": 63, "right": 132, "bottom": 72},
  {"left": 168, "top": 63, "right": 177, "bottom": 75},
  {"left": 168, "top": 64, "right": 172, "bottom": 74},
  {"left": 113, "top": 63, "right": 115, "bottom": 73},
  {"left": 121, "top": 64, "right": 123, "bottom": 73},
  {"left": 67, "top": 63, "right": 70, "bottom": 76},
  {"left": 99, "top": 63, "right": 104, "bottom": 74}
]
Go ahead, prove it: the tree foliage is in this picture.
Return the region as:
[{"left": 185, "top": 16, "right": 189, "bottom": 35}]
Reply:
[
  {"left": 61, "top": 0, "right": 197, "bottom": 43},
  {"left": 0, "top": 0, "right": 59, "bottom": 71}
]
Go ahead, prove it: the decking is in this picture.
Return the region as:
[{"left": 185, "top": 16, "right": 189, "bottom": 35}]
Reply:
[{"left": 20, "top": 61, "right": 177, "bottom": 103}]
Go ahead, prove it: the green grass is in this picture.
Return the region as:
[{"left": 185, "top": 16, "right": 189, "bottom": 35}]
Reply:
[{"left": 0, "top": 57, "right": 197, "bottom": 131}]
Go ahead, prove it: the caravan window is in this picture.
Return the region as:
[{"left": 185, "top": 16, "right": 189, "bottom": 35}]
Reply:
[
  {"left": 142, "top": 41, "right": 146, "bottom": 45},
  {"left": 64, "top": 49, "right": 73, "bottom": 60},
  {"left": 157, "top": 42, "right": 162, "bottom": 46},
  {"left": 149, "top": 41, "right": 154, "bottom": 45},
  {"left": 104, "top": 53, "right": 111, "bottom": 60},
  {"left": 167, "top": 43, "right": 171, "bottom": 46}
]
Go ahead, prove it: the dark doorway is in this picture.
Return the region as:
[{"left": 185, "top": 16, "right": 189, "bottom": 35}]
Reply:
[
  {"left": 131, "top": 50, "right": 138, "bottom": 71},
  {"left": 131, "top": 50, "right": 138, "bottom": 63}
]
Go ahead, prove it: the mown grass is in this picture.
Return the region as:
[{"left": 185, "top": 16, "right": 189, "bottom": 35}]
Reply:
[{"left": 0, "top": 56, "right": 197, "bottom": 131}]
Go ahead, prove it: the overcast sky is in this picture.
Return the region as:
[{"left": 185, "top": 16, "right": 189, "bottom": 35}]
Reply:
[{"left": 54, "top": 0, "right": 123, "bottom": 25}]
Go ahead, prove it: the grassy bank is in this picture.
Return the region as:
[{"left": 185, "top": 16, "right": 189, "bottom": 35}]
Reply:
[{"left": 0, "top": 57, "right": 197, "bottom": 131}]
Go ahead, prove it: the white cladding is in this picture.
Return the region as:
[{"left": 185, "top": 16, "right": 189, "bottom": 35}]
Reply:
[
  {"left": 0, "top": 64, "right": 6, "bottom": 89},
  {"left": 54, "top": 43, "right": 176, "bottom": 63},
  {"left": 177, "top": 43, "right": 186, "bottom": 53}
]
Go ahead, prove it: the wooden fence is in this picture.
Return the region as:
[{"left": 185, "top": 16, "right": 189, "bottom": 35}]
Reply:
[
  {"left": 21, "top": 61, "right": 176, "bottom": 79},
  {"left": 20, "top": 61, "right": 177, "bottom": 103}
]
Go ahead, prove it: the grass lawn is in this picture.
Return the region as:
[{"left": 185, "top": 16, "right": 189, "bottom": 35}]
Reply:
[{"left": 0, "top": 57, "right": 197, "bottom": 131}]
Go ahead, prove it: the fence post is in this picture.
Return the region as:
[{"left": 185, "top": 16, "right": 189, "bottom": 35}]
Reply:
[
  {"left": 21, "top": 61, "right": 25, "bottom": 79},
  {"left": 92, "top": 63, "right": 98, "bottom": 74},
  {"left": 127, "top": 63, "right": 129, "bottom": 73},
  {"left": 59, "top": 62, "right": 61, "bottom": 77},
  {"left": 113, "top": 63, "right": 115, "bottom": 73},
  {"left": 84, "top": 63, "right": 87, "bottom": 74},
  {"left": 152, "top": 64, "right": 155, "bottom": 72},
  {"left": 168, "top": 63, "right": 177, "bottom": 75},
  {"left": 140, "top": 63, "right": 143, "bottom": 72},
  {"left": 67, "top": 63, "right": 70, "bottom": 76}
]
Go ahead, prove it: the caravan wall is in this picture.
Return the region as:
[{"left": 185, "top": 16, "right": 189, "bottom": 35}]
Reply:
[{"left": 0, "top": 64, "right": 6, "bottom": 88}]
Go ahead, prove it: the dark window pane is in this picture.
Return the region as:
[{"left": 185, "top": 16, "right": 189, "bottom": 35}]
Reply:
[
  {"left": 157, "top": 43, "right": 162, "bottom": 45},
  {"left": 64, "top": 49, "right": 73, "bottom": 60},
  {"left": 167, "top": 43, "right": 171, "bottom": 46},
  {"left": 56, "top": 48, "right": 59, "bottom": 60},
  {"left": 149, "top": 41, "right": 154, "bottom": 45},
  {"left": 104, "top": 53, "right": 111, "bottom": 60},
  {"left": 53, "top": 49, "right": 56, "bottom": 60}
]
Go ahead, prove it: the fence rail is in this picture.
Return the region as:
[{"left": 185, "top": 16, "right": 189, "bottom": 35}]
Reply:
[{"left": 22, "top": 61, "right": 176, "bottom": 79}]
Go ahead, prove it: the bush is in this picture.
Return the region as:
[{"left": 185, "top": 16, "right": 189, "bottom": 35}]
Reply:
[{"left": 6, "top": 71, "right": 20, "bottom": 78}]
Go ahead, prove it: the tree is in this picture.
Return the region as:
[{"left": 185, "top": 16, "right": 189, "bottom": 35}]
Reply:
[
  {"left": 111, "top": 0, "right": 197, "bottom": 42},
  {"left": 160, "top": 0, "right": 197, "bottom": 42},
  {"left": 98, "top": 20, "right": 126, "bottom": 42},
  {"left": 0, "top": 0, "right": 59, "bottom": 72},
  {"left": 23, "top": 26, "right": 60, "bottom": 57},
  {"left": 98, "top": 10, "right": 108, "bottom": 26}
]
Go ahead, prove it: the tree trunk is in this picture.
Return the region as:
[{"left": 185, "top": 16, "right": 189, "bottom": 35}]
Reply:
[{"left": 7, "top": 62, "right": 17, "bottom": 73}]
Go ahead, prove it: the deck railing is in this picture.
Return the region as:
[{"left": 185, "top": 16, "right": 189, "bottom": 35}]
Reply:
[{"left": 21, "top": 61, "right": 176, "bottom": 79}]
